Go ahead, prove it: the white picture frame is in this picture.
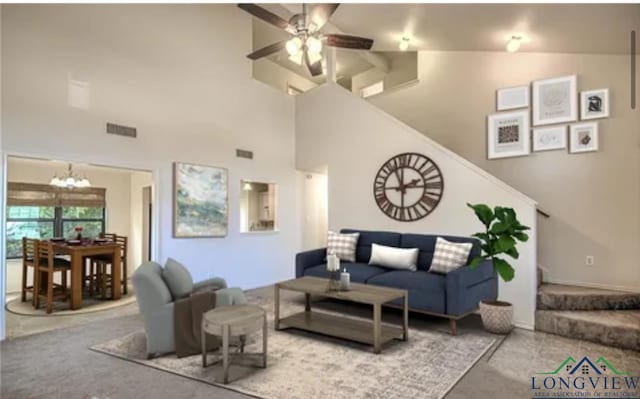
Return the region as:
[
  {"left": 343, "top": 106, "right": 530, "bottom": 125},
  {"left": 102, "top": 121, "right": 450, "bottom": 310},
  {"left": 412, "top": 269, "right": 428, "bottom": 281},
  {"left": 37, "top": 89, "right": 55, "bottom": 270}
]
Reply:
[
  {"left": 532, "top": 75, "right": 577, "bottom": 126},
  {"left": 580, "top": 88, "right": 609, "bottom": 120},
  {"left": 487, "top": 111, "right": 530, "bottom": 159},
  {"left": 532, "top": 126, "right": 567, "bottom": 152},
  {"left": 497, "top": 85, "right": 529, "bottom": 110},
  {"left": 569, "top": 122, "right": 599, "bottom": 154}
]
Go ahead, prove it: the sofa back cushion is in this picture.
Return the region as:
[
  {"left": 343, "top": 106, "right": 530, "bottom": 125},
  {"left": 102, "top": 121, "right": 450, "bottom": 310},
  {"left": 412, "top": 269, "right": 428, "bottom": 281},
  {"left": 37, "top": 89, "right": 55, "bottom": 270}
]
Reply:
[
  {"left": 132, "top": 261, "right": 173, "bottom": 312},
  {"left": 400, "top": 234, "right": 480, "bottom": 271},
  {"left": 162, "top": 257, "right": 194, "bottom": 300},
  {"left": 341, "top": 229, "right": 401, "bottom": 263}
]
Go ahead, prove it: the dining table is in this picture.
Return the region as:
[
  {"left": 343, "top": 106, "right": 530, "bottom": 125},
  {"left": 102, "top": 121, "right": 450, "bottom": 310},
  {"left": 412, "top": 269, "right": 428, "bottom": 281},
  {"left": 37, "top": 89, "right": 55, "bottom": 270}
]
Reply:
[{"left": 49, "top": 239, "right": 122, "bottom": 310}]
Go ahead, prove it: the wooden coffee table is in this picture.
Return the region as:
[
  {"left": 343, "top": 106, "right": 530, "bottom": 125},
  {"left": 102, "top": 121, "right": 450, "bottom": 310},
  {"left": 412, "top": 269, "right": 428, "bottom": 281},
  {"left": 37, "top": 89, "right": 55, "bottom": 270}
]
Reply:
[{"left": 274, "top": 276, "right": 408, "bottom": 354}]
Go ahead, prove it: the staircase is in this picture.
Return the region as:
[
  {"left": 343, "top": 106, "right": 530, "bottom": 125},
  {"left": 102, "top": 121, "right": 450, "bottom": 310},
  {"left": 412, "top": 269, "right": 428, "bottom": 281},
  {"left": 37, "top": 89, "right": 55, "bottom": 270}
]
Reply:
[{"left": 535, "top": 283, "right": 640, "bottom": 351}]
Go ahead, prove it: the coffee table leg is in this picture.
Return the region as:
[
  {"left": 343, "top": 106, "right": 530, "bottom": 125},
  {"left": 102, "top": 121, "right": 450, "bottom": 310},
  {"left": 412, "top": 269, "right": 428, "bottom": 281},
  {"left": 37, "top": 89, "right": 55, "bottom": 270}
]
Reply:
[
  {"left": 274, "top": 284, "right": 280, "bottom": 330},
  {"left": 223, "top": 324, "right": 230, "bottom": 384},
  {"left": 305, "top": 293, "right": 311, "bottom": 312},
  {"left": 201, "top": 321, "right": 207, "bottom": 368},
  {"left": 262, "top": 313, "right": 268, "bottom": 368},
  {"left": 373, "top": 303, "right": 381, "bottom": 354},
  {"left": 403, "top": 293, "right": 409, "bottom": 341}
]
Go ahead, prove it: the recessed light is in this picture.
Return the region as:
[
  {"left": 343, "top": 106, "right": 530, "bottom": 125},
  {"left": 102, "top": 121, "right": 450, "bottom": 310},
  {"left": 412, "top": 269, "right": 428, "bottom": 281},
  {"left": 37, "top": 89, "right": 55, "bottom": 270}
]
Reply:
[
  {"left": 399, "top": 37, "right": 410, "bottom": 51},
  {"left": 506, "top": 35, "right": 524, "bottom": 53}
]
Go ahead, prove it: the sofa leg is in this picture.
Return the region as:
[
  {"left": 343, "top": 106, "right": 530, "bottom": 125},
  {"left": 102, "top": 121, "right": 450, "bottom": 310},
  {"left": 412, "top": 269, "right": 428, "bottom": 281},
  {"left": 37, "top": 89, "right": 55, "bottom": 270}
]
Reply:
[{"left": 449, "top": 319, "right": 457, "bottom": 335}]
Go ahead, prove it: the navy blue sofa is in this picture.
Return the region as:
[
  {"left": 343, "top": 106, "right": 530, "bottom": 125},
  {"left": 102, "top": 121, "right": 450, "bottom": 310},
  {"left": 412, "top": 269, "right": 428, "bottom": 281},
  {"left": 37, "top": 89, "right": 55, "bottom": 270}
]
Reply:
[{"left": 295, "top": 229, "right": 498, "bottom": 334}]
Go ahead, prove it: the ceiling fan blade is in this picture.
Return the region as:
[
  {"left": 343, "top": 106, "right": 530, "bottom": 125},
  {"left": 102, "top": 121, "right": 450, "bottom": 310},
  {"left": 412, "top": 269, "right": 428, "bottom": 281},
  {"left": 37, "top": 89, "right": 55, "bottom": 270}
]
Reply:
[
  {"left": 305, "top": 52, "right": 323, "bottom": 77},
  {"left": 247, "top": 40, "right": 287, "bottom": 60},
  {"left": 325, "top": 34, "right": 374, "bottom": 50},
  {"left": 238, "top": 4, "right": 295, "bottom": 33},
  {"left": 309, "top": 4, "right": 340, "bottom": 31}
]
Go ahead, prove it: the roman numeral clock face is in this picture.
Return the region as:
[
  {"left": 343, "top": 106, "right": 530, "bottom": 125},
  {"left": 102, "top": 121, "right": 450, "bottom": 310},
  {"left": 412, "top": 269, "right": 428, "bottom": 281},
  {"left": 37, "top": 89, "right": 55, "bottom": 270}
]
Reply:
[{"left": 373, "top": 153, "right": 444, "bottom": 221}]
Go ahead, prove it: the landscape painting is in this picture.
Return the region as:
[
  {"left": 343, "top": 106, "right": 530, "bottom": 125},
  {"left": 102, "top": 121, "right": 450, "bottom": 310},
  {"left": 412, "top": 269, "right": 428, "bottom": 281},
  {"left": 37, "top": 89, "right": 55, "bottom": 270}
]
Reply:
[{"left": 173, "top": 162, "right": 228, "bottom": 237}]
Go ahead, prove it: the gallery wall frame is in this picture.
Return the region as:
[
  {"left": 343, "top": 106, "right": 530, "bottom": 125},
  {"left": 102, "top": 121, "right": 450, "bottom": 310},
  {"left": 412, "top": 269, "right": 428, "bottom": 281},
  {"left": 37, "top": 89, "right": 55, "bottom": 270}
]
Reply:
[
  {"left": 497, "top": 85, "right": 529, "bottom": 111},
  {"left": 580, "top": 88, "right": 610, "bottom": 120},
  {"left": 532, "top": 125, "right": 567, "bottom": 152},
  {"left": 532, "top": 75, "right": 578, "bottom": 126},
  {"left": 569, "top": 122, "right": 599, "bottom": 154},
  {"left": 487, "top": 111, "right": 530, "bottom": 159}
]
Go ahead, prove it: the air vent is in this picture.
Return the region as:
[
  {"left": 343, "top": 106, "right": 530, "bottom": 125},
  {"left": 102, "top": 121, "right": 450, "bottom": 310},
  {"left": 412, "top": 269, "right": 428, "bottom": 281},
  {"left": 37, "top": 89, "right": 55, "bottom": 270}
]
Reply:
[
  {"left": 106, "top": 123, "right": 137, "bottom": 138},
  {"left": 236, "top": 149, "right": 253, "bottom": 159}
]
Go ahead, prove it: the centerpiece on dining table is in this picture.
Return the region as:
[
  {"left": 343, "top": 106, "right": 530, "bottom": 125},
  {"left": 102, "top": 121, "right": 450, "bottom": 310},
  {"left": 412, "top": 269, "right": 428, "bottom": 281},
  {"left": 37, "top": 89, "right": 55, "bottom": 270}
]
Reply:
[{"left": 74, "top": 226, "right": 83, "bottom": 241}]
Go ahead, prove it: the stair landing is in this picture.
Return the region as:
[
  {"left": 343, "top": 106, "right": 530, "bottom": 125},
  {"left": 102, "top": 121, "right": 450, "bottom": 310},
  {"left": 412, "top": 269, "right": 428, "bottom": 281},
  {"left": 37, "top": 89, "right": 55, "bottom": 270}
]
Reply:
[{"left": 537, "top": 283, "right": 640, "bottom": 310}]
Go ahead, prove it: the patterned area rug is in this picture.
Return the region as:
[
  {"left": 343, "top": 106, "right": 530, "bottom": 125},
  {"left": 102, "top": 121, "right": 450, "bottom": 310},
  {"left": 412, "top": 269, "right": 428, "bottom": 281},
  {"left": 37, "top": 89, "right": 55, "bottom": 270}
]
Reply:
[{"left": 91, "top": 294, "right": 496, "bottom": 399}]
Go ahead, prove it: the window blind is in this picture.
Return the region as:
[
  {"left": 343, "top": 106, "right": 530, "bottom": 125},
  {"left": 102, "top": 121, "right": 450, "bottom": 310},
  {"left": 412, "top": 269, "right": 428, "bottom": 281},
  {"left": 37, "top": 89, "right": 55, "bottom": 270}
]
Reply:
[{"left": 7, "top": 182, "right": 106, "bottom": 208}]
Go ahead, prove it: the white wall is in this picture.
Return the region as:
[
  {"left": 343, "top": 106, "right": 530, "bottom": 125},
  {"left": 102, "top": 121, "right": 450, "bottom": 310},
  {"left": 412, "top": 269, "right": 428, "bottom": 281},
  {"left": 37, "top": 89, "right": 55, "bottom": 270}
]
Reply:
[
  {"left": 129, "top": 170, "right": 153, "bottom": 274},
  {"left": 2, "top": 5, "right": 299, "bottom": 291},
  {"left": 296, "top": 83, "right": 538, "bottom": 328},
  {"left": 253, "top": 59, "right": 318, "bottom": 95},
  {"left": 0, "top": 4, "right": 5, "bottom": 340},
  {"left": 297, "top": 171, "right": 328, "bottom": 250}
]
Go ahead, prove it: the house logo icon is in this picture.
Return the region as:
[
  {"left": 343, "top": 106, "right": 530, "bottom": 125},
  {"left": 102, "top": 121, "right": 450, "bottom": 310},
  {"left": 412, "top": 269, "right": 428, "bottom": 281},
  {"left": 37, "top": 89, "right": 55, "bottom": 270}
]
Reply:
[{"left": 531, "top": 356, "right": 639, "bottom": 399}]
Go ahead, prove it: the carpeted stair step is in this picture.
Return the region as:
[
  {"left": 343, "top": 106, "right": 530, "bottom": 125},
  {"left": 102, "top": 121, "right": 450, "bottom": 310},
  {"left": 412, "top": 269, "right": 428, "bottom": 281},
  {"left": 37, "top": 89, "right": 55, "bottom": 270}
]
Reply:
[
  {"left": 537, "top": 283, "right": 640, "bottom": 310},
  {"left": 535, "top": 309, "right": 640, "bottom": 351}
]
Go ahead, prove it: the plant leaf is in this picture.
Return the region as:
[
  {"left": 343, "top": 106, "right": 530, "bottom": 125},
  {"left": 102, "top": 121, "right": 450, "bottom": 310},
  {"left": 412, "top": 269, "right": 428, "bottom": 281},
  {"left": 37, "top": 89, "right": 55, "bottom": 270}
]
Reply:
[
  {"left": 469, "top": 256, "right": 485, "bottom": 269},
  {"left": 490, "top": 222, "right": 510, "bottom": 235},
  {"left": 514, "top": 232, "right": 529, "bottom": 242},
  {"left": 472, "top": 232, "right": 490, "bottom": 241},
  {"left": 505, "top": 246, "right": 519, "bottom": 259},
  {"left": 493, "top": 257, "right": 515, "bottom": 282},
  {"left": 467, "top": 203, "right": 494, "bottom": 227},
  {"left": 494, "top": 235, "right": 516, "bottom": 253}
]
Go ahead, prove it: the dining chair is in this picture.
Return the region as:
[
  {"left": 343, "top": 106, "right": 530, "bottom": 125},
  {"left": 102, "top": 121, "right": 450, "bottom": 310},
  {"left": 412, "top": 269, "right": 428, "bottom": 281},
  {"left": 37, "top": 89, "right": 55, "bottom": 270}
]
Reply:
[
  {"left": 21, "top": 237, "right": 38, "bottom": 305},
  {"left": 92, "top": 233, "right": 128, "bottom": 298},
  {"left": 34, "top": 241, "right": 71, "bottom": 314}
]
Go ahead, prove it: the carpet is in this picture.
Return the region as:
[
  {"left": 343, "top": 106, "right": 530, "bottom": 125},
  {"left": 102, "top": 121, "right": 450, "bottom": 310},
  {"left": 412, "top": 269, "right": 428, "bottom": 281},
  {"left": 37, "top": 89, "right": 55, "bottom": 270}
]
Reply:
[
  {"left": 6, "top": 287, "right": 136, "bottom": 316},
  {"left": 91, "top": 294, "right": 496, "bottom": 399}
]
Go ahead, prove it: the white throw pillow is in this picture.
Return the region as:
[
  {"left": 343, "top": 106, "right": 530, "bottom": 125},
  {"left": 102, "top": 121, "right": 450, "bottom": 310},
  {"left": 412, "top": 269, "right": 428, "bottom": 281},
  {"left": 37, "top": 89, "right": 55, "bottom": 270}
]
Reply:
[
  {"left": 368, "top": 243, "right": 419, "bottom": 271},
  {"left": 429, "top": 237, "right": 473, "bottom": 274},
  {"left": 327, "top": 231, "right": 360, "bottom": 262}
]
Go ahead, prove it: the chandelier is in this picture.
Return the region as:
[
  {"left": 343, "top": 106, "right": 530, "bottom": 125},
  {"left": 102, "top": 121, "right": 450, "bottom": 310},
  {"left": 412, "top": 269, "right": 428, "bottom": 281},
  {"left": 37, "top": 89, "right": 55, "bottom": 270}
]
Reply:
[{"left": 49, "top": 163, "right": 91, "bottom": 188}]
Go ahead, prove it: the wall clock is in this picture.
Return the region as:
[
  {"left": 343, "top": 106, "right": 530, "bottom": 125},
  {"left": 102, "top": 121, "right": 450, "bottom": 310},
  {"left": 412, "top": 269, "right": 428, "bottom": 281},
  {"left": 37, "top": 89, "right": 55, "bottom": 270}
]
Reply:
[{"left": 373, "top": 152, "right": 444, "bottom": 222}]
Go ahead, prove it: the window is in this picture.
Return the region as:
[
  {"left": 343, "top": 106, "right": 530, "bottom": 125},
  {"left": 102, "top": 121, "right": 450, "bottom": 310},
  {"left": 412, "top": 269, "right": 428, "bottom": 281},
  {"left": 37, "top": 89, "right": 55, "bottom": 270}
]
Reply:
[{"left": 6, "top": 205, "right": 105, "bottom": 259}]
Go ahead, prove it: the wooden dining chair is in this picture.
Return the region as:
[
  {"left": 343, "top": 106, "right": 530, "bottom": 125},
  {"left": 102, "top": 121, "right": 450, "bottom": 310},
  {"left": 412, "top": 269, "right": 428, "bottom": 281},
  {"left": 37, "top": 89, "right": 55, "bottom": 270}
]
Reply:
[
  {"left": 92, "top": 233, "right": 128, "bottom": 298},
  {"left": 34, "top": 241, "right": 71, "bottom": 314},
  {"left": 21, "top": 237, "right": 38, "bottom": 304}
]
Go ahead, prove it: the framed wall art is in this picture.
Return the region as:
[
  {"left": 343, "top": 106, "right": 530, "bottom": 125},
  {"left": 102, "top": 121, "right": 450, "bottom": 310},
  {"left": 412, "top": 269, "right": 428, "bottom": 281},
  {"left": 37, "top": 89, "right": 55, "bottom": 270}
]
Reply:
[
  {"left": 532, "top": 126, "right": 567, "bottom": 152},
  {"left": 580, "top": 88, "right": 609, "bottom": 120},
  {"left": 173, "top": 162, "right": 228, "bottom": 238},
  {"left": 532, "top": 75, "right": 577, "bottom": 126},
  {"left": 497, "top": 85, "right": 529, "bottom": 110},
  {"left": 487, "top": 111, "right": 530, "bottom": 159},
  {"left": 569, "top": 123, "right": 599, "bottom": 154}
]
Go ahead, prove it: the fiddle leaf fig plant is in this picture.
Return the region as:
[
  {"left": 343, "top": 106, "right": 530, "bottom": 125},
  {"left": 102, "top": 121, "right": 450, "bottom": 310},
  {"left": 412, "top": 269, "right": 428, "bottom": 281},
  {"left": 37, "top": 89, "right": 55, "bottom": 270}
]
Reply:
[{"left": 467, "top": 203, "right": 530, "bottom": 282}]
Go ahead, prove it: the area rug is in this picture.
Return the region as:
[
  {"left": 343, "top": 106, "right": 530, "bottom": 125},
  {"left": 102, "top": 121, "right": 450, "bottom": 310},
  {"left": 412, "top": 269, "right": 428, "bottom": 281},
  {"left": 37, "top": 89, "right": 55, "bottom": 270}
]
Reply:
[
  {"left": 91, "top": 294, "right": 496, "bottom": 399},
  {"left": 6, "top": 286, "right": 136, "bottom": 316}
]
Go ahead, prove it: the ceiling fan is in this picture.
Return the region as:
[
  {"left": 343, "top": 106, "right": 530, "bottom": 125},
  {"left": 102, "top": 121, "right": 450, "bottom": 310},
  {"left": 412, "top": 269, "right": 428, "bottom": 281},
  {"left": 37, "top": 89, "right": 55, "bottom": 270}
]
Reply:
[{"left": 238, "top": 3, "right": 374, "bottom": 77}]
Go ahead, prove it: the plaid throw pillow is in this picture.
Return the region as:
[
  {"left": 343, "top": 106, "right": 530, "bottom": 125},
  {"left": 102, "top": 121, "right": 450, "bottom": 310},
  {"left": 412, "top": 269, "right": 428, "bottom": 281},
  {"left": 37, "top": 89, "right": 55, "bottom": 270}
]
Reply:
[
  {"left": 327, "top": 231, "right": 360, "bottom": 262},
  {"left": 429, "top": 237, "right": 473, "bottom": 274}
]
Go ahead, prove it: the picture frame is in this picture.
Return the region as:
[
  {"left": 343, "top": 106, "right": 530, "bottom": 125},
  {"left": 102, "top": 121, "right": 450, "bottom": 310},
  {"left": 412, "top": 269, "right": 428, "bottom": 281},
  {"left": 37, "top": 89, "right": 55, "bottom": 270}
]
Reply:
[
  {"left": 487, "top": 111, "right": 530, "bottom": 159},
  {"left": 497, "top": 85, "right": 529, "bottom": 110},
  {"left": 580, "top": 88, "right": 609, "bottom": 120},
  {"left": 173, "top": 161, "right": 228, "bottom": 238},
  {"left": 569, "top": 123, "right": 599, "bottom": 154},
  {"left": 532, "top": 75, "right": 577, "bottom": 126},
  {"left": 532, "top": 125, "right": 567, "bottom": 152}
]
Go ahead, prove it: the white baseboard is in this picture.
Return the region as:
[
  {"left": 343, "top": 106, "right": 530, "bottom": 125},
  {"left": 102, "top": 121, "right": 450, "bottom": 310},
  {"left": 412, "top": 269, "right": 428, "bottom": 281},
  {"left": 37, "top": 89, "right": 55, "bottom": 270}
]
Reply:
[
  {"left": 514, "top": 321, "right": 535, "bottom": 331},
  {"left": 542, "top": 277, "right": 640, "bottom": 294}
]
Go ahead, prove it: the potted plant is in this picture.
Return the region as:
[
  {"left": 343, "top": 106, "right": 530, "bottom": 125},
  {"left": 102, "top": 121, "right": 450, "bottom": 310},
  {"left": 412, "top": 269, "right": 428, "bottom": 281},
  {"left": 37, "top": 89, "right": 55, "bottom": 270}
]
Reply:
[{"left": 467, "top": 203, "right": 530, "bottom": 334}]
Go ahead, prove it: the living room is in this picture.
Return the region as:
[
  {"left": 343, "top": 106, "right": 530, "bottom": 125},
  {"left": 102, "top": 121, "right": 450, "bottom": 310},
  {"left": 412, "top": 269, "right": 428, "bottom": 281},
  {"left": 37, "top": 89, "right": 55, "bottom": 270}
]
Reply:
[{"left": 1, "top": 3, "right": 638, "bottom": 399}]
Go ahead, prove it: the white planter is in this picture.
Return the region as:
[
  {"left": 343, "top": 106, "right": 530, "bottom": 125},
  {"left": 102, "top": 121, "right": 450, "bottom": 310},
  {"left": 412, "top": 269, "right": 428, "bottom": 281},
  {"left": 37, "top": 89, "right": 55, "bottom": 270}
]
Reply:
[{"left": 479, "top": 300, "right": 513, "bottom": 334}]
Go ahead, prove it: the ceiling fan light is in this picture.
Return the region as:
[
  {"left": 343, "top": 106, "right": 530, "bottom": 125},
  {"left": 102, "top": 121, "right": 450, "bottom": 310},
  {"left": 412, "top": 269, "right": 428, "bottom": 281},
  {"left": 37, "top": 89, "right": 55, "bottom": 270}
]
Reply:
[
  {"left": 399, "top": 37, "right": 410, "bottom": 51},
  {"left": 307, "top": 50, "right": 322, "bottom": 65},
  {"left": 288, "top": 52, "right": 304, "bottom": 66},
  {"left": 286, "top": 37, "right": 303, "bottom": 56},
  {"left": 306, "top": 36, "right": 323, "bottom": 54}
]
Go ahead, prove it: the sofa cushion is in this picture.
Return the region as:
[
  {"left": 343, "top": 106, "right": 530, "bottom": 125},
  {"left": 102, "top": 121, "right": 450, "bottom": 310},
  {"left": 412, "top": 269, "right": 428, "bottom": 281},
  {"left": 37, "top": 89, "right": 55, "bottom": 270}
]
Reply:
[
  {"left": 303, "top": 263, "right": 388, "bottom": 283},
  {"left": 429, "top": 237, "right": 474, "bottom": 274},
  {"left": 327, "top": 230, "right": 360, "bottom": 262},
  {"left": 162, "top": 257, "right": 194, "bottom": 300},
  {"left": 367, "top": 270, "right": 447, "bottom": 314},
  {"left": 400, "top": 234, "right": 480, "bottom": 271},
  {"left": 369, "top": 243, "right": 418, "bottom": 271},
  {"left": 341, "top": 229, "right": 402, "bottom": 264}
]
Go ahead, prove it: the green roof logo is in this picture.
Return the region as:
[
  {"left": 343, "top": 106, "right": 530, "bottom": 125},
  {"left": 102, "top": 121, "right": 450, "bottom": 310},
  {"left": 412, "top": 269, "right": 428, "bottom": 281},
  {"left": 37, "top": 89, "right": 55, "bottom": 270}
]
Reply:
[{"left": 537, "top": 356, "right": 627, "bottom": 376}]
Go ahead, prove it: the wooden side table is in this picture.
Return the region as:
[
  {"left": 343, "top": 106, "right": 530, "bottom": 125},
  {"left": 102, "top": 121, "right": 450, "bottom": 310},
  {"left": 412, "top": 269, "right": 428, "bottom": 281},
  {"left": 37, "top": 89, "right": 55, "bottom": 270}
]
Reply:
[{"left": 201, "top": 304, "right": 267, "bottom": 384}]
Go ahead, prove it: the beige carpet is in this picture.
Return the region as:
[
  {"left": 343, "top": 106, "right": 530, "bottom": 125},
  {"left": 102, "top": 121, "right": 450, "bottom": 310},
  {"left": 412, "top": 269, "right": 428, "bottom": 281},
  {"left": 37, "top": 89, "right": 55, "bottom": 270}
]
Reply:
[
  {"left": 6, "top": 288, "right": 136, "bottom": 316},
  {"left": 91, "top": 294, "right": 497, "bottom": 399}
]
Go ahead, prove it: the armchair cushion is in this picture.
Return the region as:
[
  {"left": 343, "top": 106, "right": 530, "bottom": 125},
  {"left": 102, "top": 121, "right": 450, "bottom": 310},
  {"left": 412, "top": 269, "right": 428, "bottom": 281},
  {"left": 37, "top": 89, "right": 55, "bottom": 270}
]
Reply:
[
  {"left": 193, "top": 277, "right": 227, "bottom": 293},
  {"left": 162, "top": 257, "right": 194, "bottom": 300}
]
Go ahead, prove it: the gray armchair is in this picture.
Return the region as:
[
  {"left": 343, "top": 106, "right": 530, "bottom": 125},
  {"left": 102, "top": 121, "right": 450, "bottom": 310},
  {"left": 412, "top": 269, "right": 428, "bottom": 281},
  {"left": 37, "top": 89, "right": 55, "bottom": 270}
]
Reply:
[{"left": 132, "top": 261, "right": 246, "bottom": 358}]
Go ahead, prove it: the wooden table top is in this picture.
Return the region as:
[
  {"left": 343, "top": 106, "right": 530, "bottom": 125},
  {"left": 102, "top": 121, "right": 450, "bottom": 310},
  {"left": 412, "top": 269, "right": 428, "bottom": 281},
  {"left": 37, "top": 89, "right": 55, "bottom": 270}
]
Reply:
[
  {"left": 203, "top": 304, "right": 265, "bottom": 326},
  {"left": 277, "top": 276, "right": 407, "bottom": 305}
]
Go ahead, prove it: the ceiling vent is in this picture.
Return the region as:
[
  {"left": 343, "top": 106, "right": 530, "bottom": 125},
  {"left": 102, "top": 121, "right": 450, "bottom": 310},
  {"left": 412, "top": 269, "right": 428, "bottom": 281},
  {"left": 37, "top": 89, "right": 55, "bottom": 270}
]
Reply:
[
  {"left": 236, "top": 149, "right": 254, "bottom": 159},
  {"left": 106, "top": 123, "right": 137, "bottom": 138}
]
